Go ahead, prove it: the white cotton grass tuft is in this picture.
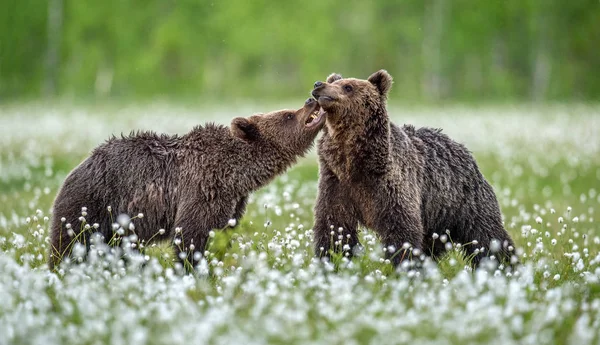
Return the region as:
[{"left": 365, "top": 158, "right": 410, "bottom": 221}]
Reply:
[{"left": 117, "top": 214, "right": 131, "bottom": 228}]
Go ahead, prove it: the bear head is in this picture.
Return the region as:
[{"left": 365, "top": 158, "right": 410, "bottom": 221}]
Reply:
[
  {"left": 230, "top": 97, "right": 325, "bottom": 156},
  {"left": 311, "top": 70, "right": 393, "bottom": 133}
]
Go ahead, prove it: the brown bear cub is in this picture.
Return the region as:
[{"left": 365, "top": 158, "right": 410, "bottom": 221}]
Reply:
[
  {"left": 49, "top": 98, "right": 325, "bottom": 270},
  {"left": 311, "top": 70, "right": 516, "bottom": 267}
]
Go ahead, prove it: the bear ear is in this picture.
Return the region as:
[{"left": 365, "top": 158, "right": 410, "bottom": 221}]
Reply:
[
  {"left": 326, "top": 73, "right": 343, "bottom": 84},
  {"left": 367, "top": 69, "right": 393, "bottom": 96},
  {"left": 231, "top": 117, "right": 260, "bottom": 141}
]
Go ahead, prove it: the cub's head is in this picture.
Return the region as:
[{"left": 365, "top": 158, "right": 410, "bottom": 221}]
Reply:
[
  {"left": 230, "top": 97, "right": 325, "bottom": 157},
  {"left": 311, "top": 70, "right": 393, "bottom": 130}
]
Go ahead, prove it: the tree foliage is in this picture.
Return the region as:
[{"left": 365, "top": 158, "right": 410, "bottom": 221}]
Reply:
[{"left": 1, "top": 0, "right": 598, "bottom": 102}]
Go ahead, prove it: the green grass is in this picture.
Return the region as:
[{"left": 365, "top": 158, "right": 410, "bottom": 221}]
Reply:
[{"left": 0, "top": 104, "right": 599, "bottom": 344}]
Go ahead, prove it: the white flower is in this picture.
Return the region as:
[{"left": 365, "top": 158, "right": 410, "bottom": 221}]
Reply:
[
  {"left": 432, "top": 233, "right": 439, "bottom": 240},
  {"left": 228, "top": 219, "right": 237, "bottom": 227},
  {"left": 558, "top": 217, "right": 564, "bottom": 223},
  {"left": 60, "top": 217, "right": 66, "bottom": 223},
  {"left": 209, "top": 231, "right": 215, "bottom": 238},
  {"left": 117, "top": 214, "right": 130, "bottom": 227},
  {"left": 158, "top": 229, "right": 166, "bottom": 235},
  {"left": 107, "top": 205, "right": 112, "bottom": 212},
  {"left": 572, "top": 217, "right": 579, "bottom": 223},
  {"left": 535, "top": 216, "right": 542, "bottom": 224},
  {"left": 490, "top": 239, "right": 501, "bottom": 253},
  {"left": 137, "top": 213, "right": 144, "bottom": 219},
  {"left": 553, "top": 274, "right": 561, "bottom": 281}
]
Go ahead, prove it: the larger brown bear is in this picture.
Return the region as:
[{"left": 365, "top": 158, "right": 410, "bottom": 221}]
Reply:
[
  {"left": 311, "top": 70, "right": 516, "bottom": 267},
  {"left": 49, "top": 98, "right": 325, "bottom": 270}
]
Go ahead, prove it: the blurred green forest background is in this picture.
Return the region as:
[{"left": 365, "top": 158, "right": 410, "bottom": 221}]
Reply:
[{"left": 1, "top": 0, "right": 599, "bottom": 103}]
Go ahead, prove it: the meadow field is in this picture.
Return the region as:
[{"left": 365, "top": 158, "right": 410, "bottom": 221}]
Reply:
[{"left": 0, "top": 103, "right": 599, "bottom": 345}]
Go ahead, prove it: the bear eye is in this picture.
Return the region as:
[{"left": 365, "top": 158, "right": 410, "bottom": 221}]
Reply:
[
  {"left": 286, "top": 113, "right": 294, "bottom": 120},
  {"left": 343, "top": 84, "right": 353, "bottom": 92}
]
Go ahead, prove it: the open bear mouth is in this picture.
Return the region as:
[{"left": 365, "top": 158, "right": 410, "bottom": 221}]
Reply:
[{"left": 305, "top": 108, "right": 326, "bottom": 128}]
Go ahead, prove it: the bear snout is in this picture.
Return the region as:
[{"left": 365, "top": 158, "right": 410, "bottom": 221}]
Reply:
[
  {"left": 305, "top": 97, "right": 316, "bottom": 105},
  {"left": 314, "top": 81, "right": 324, "bottom": 89}
]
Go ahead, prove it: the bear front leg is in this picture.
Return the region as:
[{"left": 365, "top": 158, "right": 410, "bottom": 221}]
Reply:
[
  {"left": 172, "top": 215, "right": 210, "bottom": 272},
  {"left": 313, "top": 166, "right": 359, "bottom": 261},
  {"left": 172, "top": 199, "right": 223, "bottom": 271},
  {"left": 377, "top": 206, "right": 424, "bottom": 267}
]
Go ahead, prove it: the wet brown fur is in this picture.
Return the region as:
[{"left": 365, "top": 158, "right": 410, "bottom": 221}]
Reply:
[
  {"left": 49, "top": 99, "right": 324, "bottom": 270},
  {"left": 311, "top": 70, "right": 516, "bottom": 266}
]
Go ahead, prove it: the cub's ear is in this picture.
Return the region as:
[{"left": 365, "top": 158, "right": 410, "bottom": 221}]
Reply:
[
  {"left": 231, "top": 117, "right": 260, "bottom": 141},
  {"left": 326, "top": 73, "right": 343, "bottom": 83},
  {"left": 367, "top": 69, "right": 393, "bottom": 96}
]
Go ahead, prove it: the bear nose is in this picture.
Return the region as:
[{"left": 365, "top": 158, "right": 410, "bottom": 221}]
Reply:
[
  {"left": 314, "top": 81, "right": 324, "bottom": 89},
  {"left": 305, "top": 98, "right": 315, "bottom": 105}
]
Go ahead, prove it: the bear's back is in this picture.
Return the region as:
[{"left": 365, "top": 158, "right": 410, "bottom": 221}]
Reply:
[{"left": 396, "top": 123, "right": 488, "bottom": 233}]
